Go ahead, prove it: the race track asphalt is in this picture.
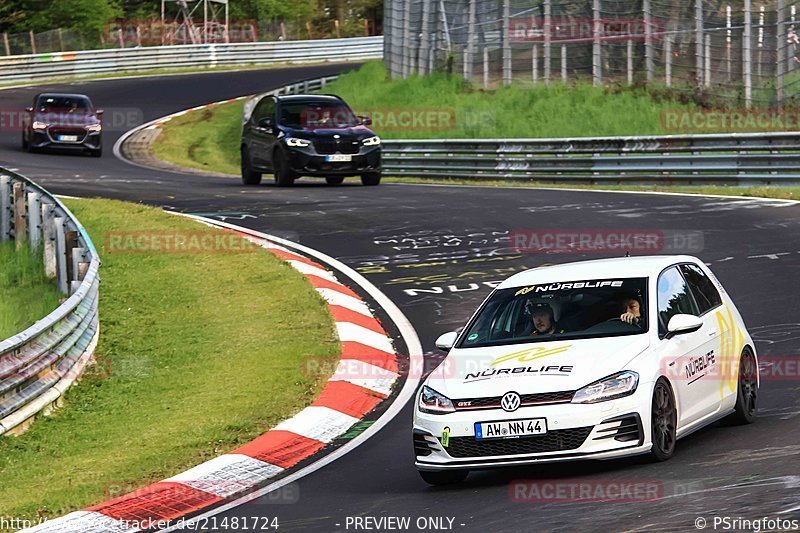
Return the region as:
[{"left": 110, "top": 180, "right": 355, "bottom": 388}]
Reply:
[{"left": 2, "top": 64, "right": 799, "bottom": 533}]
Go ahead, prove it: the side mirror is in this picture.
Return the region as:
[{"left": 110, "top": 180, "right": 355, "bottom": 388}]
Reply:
[
  {"left": 358, "top": 115, "right": 372, "bottom": 126},
  {"left": 666, "top": 314, "right": 703, "bottom": 339},
  {"left": 434, "top": 331, "right": 458, "bottom": 351},
  {"left": 257, "top": 117, "right": 273, "bottom": 129},
  {"left": 95, "top": 109, "right": 104, "bottom": 116}
]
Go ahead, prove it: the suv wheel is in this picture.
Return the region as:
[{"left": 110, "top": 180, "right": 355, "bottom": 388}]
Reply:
[
  {"left": 361, "top": 172, "right": 381, "bottom": 186},
  {"left": 241, "top": 147, "right": 262, "bottom": 185},
  {"left": 273, "top": 148, "right": 297, "bottom": 187}
]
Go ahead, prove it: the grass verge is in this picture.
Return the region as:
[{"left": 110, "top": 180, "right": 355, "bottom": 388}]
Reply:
[
  {"left": 0, "top": 242, "right": 62, "bottom": 340},
  {"left": 0, "top": 198, "right": 339, "bottom": 522}
]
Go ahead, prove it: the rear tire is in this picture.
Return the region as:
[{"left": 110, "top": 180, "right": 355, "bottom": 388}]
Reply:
[
  {"left": 273, "top": 148, "right": 297, "bottom": 187},
  {"left": 361, "top": 172, "right": 381, "bottom": 186},
  {"left": 418, "top": 469, "right": 468, "bottom": 486},
  {"left": 326, "top": 176, "right": 345, "bottom": 185},
  {"left": 726, "top": 347, "right": 758, "bottom": 425},
  {"left": 650, "top": 378, "right": 677, "bottom": 462},
  {"left": 241, "top": 147, "right": 262, "bottom": 185}
]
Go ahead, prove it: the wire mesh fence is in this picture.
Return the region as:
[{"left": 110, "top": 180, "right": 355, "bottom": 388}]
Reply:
[{"left": 384, "top": 0, "right": 800, "bottom": 108}]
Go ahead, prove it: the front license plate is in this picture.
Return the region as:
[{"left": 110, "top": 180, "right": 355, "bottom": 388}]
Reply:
[
  {"left": 58, "top": 135, "right": 79, "bottom": 142},
  {"left": 325, "top": 154, "right": 352, "bottom": 162},
  {"left": 475, "top": 418, "right": 547, "bottom": 439}
]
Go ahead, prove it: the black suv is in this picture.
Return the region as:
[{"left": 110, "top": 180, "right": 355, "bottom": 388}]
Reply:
[{"left": 240, "top": 94, "right": 381, "bottom": 186}]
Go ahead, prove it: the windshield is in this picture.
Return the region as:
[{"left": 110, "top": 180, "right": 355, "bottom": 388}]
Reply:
[
  {"left": 458, "top": 277, "right": 648, "bottom": 348},
  {"left": 36, "top": 96, "right": 91, "bottom": 113},
  {"left": 279, "top": 101, "right": 359, "bottom": 129}
]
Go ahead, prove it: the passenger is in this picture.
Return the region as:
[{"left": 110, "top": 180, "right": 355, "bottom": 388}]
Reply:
[
  {"left": 620, "top": 296, "right": 642, "bottom": 327},
  {"left": 529, "top": 302, "right": 565, "bottom": 336}
]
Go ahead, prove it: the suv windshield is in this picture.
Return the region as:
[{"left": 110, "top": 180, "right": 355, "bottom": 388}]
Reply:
[
  {"left": 458, "top": 277, "right": 648, "bottom": 348},
  {"left": 37, "top": 96, "right": 91, "bottom": 113},
  {"left": 279, "top": 100, "right": 359, "bottom": 129}
]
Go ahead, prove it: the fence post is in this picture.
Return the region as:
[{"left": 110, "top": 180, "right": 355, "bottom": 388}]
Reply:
[
  {"left": 665, "top": 35, "right": 672, "bottom": 86},
  {"left": 419, "top": 0, "right": 431, "bottom": 75},
  {"left": 502, "top": 0, "right": 511, "bottom": 86},
  {"left": 744, "top": 0, "right": 753, "bottom": 108},
  {"left": 704, "top": 33, "right": 711, "bottom": 87},
  {"left": 483, "top": 46, "right": 489, "bottom": 89},
  {"left": 464, "top": 0, "right": 476, "bottom": 81},
  {"left": 778, "top": 0, "right": 786, "bottom": 106},
  {"left": 643, "top": 0, "right": 654, "bottom": 82},
  {"left": 695, "top": 0, "right": 703, "bottom": 87},
  {"left": 2, "top": 33, "right": 9, "bottom": 56},
  {"left": 627, "top": 39, "right": 633, "bottom": 84},
  {"left": 27, "top": 192, "right": 41, "bottom": 249},
  {"left": 54, "top": 217, "right": 68, "bottom": 294},
  {"left": 12, "top": 182, "right": 26, "bottom": 250},
  {"left": 592, "top": 0, "right": 602, "bottom": 86},
  {"left": 561, "top": 45, "right": 567, "bottom": 82},
  {"left": 0, "top": 175, "right": 10, "bottom": 241},
  {"left": 532, "top": 44, "right": 538, "bottom": 84},
  {"left": 58, "top": 28, "right": 65, "bottom": 51},
  {"left": 403, "top": 0, "right": 414, "bottom": 78},
  {"left": 727, "top": 5, "right": 733, "bottom": 81},
  {"left": 757, "top": 5, "right": 765, "bottom": 78},
  {"left": 544, "top": 0, "right": 551, "bottom": 84},
  {"left": 29, "top": 30, "right": 36, "bottom": 54},
  {"left": 42, "top": 203, "right": 56, "bottom": 279}
]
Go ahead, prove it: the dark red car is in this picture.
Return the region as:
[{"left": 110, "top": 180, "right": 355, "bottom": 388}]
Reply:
[{"left": 22, "top": 93, "right": 103, "bottom": 157}]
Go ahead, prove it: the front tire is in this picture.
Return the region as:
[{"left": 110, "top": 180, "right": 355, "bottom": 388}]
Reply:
[
  {"left": 241, "top": 147, "right": 262, "bottom": 185},
  {"left": 726, "top": 347, "right": 758, "bottom": 425},
  {"left": 650, "top": 378, "right": 677, "bottom": 461},
  {"left": 418, "top": 469, "right": 468, "bottom": 486},
  {"left": 273, "top": 148, "right": 297, "bottom": 187},
  {"left": 361, "top": 172, "right": 381, "bottom": 186}
]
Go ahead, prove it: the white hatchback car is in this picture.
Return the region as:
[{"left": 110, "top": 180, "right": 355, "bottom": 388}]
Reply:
[{"left": 413, "top": 256, "right": 758, "bottom": 485}]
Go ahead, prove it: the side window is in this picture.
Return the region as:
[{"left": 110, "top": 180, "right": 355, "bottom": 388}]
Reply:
[
  {"left": 657, "top": 267, "right": 699, "bottom": 336},
  {"left": 253, "top": 98, "right": 274, "bottom": 122},
  {"left": 679, "top": 264, "right": 722, "bottom": 314}
]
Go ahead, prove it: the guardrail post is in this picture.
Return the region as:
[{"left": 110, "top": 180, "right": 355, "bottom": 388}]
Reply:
[
  {"left": 0, "top": 176, "right": 10, "bottom": 241},
  {"left": 54, "top": 217, "right": 68, "bottom": 294},
  {"left": 65, "top": 230, "right": 78, "bottom": 283},
  {"left": 12, "top": 182, "right": 26, "bottom": 250},
  {"left": 70, "top": 246, "right": 87, "bottom": 294},
  {"left": 41, "top": 203, "right": 56, "bottom": 279},
  {"left": 27, "top": 192, "right": 41, "bottom": 249}
]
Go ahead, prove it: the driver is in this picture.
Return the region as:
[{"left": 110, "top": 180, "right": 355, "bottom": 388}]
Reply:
[
  {"left": 620, "top": 296, "right": 642, "bottom": 327},
  {"left": 529, "top": 302, "right": 565, "bottom": 337}
]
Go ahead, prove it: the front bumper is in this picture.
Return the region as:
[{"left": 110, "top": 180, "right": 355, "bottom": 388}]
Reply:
[
  {"left": 31, "top": 129, "right": 101, "bottom": 151},
  {"left": 413, "top": 385, "right": 652, "bottom": 471},
  {"left": 284, "top": 144, "right": 381, "bottom": 176}
]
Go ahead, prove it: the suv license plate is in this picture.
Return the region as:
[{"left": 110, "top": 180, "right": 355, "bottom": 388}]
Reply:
[{"left": 325, "top": 154, "right": 352, "bottom": 162}]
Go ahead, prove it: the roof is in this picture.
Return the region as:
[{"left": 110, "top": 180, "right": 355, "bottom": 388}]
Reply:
[
  {"left": 275, "top": 94, "right": 343, "bottom": 103},
  {"left": 497, "top": 255, "right": 702, "bottom": 289},
  {"left": 36, "top": 93, "right": 92, "bottom": 100}
]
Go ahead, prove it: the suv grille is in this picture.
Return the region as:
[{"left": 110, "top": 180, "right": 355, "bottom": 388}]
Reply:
[
  {"left": 314, "top": 138, "right": 360, "bottom": 155},
  {"left": 453, "top": 390, "right": 575, "bottom": 411},
  {"left": 445, "top": 426, "right": 592, "bottom": 458}
]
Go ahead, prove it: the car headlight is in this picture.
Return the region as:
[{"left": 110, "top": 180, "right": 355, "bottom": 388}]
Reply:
[
  {"left": 285, "top": 138, "right": 310, "bottom": 147},
  {"left": 418, "top": 385, "right": 455, "bottom": 414},
  {"left": 85, "top": 124, "right": 102, "bottom": 132},
  {"left": 362, "top": 136, "right": 381, "bottom": 146},
  {"left": 32, "top": 121, "right": 48, "bottom": 130},
  {"left": 571, "top": 371, "right": 639, "bottom": 404}
]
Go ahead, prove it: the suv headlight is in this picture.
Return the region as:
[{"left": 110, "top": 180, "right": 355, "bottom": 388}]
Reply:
[
  {"left": 285, "top": 138, "right": 310, "bottom": 147},
  {"left": 32, "top": 121, "right": 48, "bottom": 130},
  {"left": 418, "top": 385, "right": 455, "bottom": 414},
  {"left": 571, "top": 371, "right": 639, "bottom": 404},
  {"left": 86, "top": 124, "right": 102, "bottom": 132},
  {"left": 362, "top": 136, "right": 381, "bottom": 146}
]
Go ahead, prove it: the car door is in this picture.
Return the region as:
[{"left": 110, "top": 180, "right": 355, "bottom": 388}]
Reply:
[
  {"left": 679, "top": 263, "right": 726, "bottom": 417},
  {"left": 656, "top": 266, "right": 715, "bottom": 427},
  {"left": 249, "top": 97, "right": 276, "bottom": 168}
]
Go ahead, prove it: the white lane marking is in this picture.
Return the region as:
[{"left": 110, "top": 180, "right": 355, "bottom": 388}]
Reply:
[
  {"left": 331, "top": 359, "right": 399, "bottom": 396},
  {"left": 274, "top": 406, "right": 360, "bottom": 443},
  {"left": 166, "top": 454, "right": 283, "bottom": 498},
  {"left": 336, "top": 322, "right": 394, "bottom": 353},
  {"left": 161, "top": 215, "right": 423, "bottom": 533},
  {"left": 316, "top": 288, "right": 373, "bottom": 317}
]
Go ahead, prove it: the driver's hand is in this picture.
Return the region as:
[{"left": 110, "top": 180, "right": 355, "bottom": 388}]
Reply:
[{"left": 620, "top": 312, "right": 637, "bottom": 324}]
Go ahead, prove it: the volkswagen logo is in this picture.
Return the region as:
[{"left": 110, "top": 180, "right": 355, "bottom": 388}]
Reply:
[{"left": 500, "top": 392, "right": 521, "bottom": 412}]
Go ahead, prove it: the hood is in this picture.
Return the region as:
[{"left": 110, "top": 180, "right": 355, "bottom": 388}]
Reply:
[
  {"left": 425, "top": 335, "right": 650, "bottom": 399},
  {"left": 35, "top": 110, "right": 99, "bottom": 127}
]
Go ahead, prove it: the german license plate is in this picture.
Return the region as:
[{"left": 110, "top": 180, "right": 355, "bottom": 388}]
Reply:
[
  {"left": 475, "top": 418, "right": 547, "bottom": 439},
  {"left": 58, "top": 135, "right": 79, "bottom": 142},
  {"left": 325, "top": 154, "right": 352, "bottom": 162}
]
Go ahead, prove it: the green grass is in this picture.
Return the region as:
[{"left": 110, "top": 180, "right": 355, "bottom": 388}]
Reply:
[
  {"left": 0, "top": 242, "right": 62, "bottom": 340},
  {"left": 0, "top": 198, "right": 339, "bottom": 521}
]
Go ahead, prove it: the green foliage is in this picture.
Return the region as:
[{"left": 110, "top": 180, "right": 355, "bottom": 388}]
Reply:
[{"left": 9, "top": 0, "right": 121, "bottom": 36}]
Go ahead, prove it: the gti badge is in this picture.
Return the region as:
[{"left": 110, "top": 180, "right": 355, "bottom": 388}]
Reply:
[{"left": 501, "top": 392, "right": 521, "bottom": 412}]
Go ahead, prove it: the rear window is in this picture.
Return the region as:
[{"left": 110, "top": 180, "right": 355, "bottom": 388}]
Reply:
[{"left": 457, "top": 278, "right": 648, "bottom": 348}]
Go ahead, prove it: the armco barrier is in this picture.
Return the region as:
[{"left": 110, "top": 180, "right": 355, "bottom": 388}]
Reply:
[
  {"left": 380, "top": 133, "right": 800, "bottom": 184},
  {"left": 0, "top": 36, "right": 383, "bottom": 83},
  {"left": 0, "top": 168, "right": 100, "bottom": 436}
]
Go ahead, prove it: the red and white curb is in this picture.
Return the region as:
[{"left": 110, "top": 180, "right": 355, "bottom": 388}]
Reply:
[{"left": 26, "top": 220, "right": 412, "bottom": 533}]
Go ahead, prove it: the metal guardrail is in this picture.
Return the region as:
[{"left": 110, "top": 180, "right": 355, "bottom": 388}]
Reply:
[
  {"left": 0, "top": 36, "right": 384, "bottom": 83},
  {"left": 0, "top": 169, "right": 100, "bottom": 436},
  {"left": 381, "top": 133, "right": 800, "bottom": 184}
]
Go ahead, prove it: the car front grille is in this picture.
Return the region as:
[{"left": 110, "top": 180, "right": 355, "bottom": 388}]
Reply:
[
  {"left": 453, "top": 390, "right": 575, "bottom": 411},
  {"left": 314, "top": 138, "right": 360, "bottom": 154},
  {"left": 445, "top": 426, "right": 593, "bottom": 458},
  {"left": 48, "top": 127, "right": 87, "bottom": 142}
]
